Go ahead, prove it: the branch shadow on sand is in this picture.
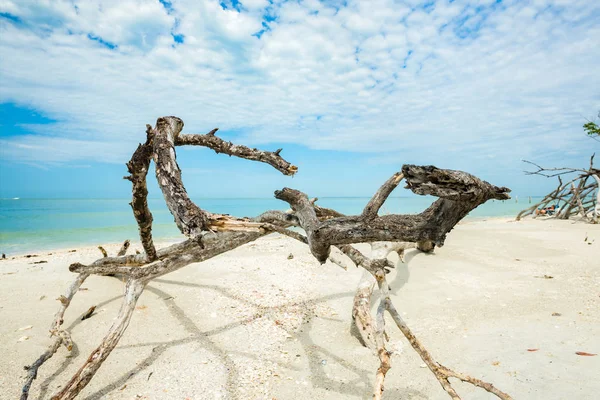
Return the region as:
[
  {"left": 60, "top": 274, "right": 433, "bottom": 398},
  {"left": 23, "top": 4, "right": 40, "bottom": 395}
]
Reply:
[{"left": 42, "top": 248, "right": 426, "bottom": 400}]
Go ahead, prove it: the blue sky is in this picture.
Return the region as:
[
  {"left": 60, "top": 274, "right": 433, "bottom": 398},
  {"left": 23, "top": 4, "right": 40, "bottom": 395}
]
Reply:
[{"left": 0, "top": 0, "right": 599, "bottom": 199}]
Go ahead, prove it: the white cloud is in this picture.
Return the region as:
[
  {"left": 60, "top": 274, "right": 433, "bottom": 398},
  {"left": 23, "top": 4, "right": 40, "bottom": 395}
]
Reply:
[{"left": 0, "top": 0, "right": 598, "bottom": 177}]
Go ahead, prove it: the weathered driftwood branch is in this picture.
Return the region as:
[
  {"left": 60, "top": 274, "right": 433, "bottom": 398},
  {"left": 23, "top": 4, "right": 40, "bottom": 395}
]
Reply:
[
  {"left": 21, "top": 272, "right": 90, "bottom": 400},
  {"left": 277, "top": 176, "right": 512, "bottom": 399},
  {"left": 518, "top": 155, "right": 598, "bottom": 223},
  {"left": 51, "top": 278, "right": 145, "bottom": 400},
  {"left": 275, "top": 165, "right": 510, "bottom": 262},
  {"left": 384, "top": 292, "right": 512, "bottom": 399},
  {"left": 175, "top": 128, "right": 298, "bottom": 176},
  {"left": 24, "top": 116, "right": 512, "bottom": 400},
  {"left": 351, "top": 241, "right": 415, "bottom": 349},
  {"left": 125, "top": 125, "right": 158, "bottom": 261},
  {"left": 362, "top": 172, "right": 404, "bottom": 220}
]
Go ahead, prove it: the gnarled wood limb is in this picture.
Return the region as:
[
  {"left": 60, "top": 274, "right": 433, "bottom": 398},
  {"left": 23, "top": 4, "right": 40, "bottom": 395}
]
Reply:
[
  {"left": 275, "top": 174, "right": 512, "bottom": 399},
  {"left": 125, "top": 125, "right": 157, "bottom": 261},
  {"left": 175, "top": 129, "right": 298, "bottom": 176},
  {"left": 385, "top": 298, "right": 512, "bottom": 399},
  {"left": 352, "top": 270, "right": 377, "bottom": 349},
  {"left": 25, "top": 116, "right": 513, "bottom": 400},
  {"left": 275, "top": 188, "right": 331, "bottom": 263},
  {"left": 362, "top": 172, "right": 404, "bottom": 220},
  {"left": 276, "top": 165, "right": 510, "bottom": 262},
  {"left": 153, "top": 116, "right": 208, "bottom": 236},
  {"left": 21, "top": 272, "right": 91, "bottom": 400},
  {"left": 373, "top": 283, "right": 391, "bottom": 400},
  {"left": 23, "top": 118, "right": 300, "bottom": 400},
  {"left": 51, "top": 273, "right": 91, "bottom": 336},
  {"left": 21, "top": 339, "right": 62, "bottom": 400},
  {"left": 519, "top": 156, "right": 598, "bottom": 223},
  {"left": 51, "top": 278, "right": 146, "bottom": 400}
]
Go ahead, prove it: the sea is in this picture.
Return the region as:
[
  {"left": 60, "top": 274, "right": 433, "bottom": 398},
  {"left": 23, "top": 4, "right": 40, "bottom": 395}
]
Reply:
[{"left": 0, "top": 196, "right": 536, "bottom": 255}]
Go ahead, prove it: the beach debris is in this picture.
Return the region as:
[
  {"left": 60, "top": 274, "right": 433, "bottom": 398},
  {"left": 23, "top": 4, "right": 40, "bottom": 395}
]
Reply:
[
  {"left": 18, "top": 325, "right": 33, "bottom": 331},
  {"left": 69, "top": 249, "right": 76, "bottom": 252},
  {"left": 18, "top": 336, "right": 30, "bottom": 342},
  {"left": 527, "top": 349, "right": 539, "bottom": 352},
  {"left": 33, "top": 260, "right": 48, "bottom": 264},
  {"left": 321, "top": 359, "right": 327, "bottom": 365},
  {"left": 78, "top": 287, "right": 89, "bottom": 291},
  {"left": 534, "top": 275, "right": 554, "bottom": 279},
  {"left": 147, "top": 372, "right": 153, "bottom": 381},
  {"left": 136, "top": 305, "right": 148, "bottom": 310},
  {"left": 80, "top": 305, "right": 97, "bottom": 320},
  {"left": 287, "top": 253, "right": 294, "bottom": 260},
  {"left": 119, "top": 384, "right": 127, "bottom": 391},
  {"left": 24, "top": 254, "right": 38, "bottom": 258},
  {"left": 21, "top": 118, "right": 515, "bottom": 400},
  {"left": 575, "top": 352, "right": 597, "bottom": 356},
  {"left": 1, "top": 253, "right": 5, "bottom": 259},
  {"left": 39, "top": 295, "right": 46, "bottom": 301},
  {"left": 136, "top": 249, "right": 141, "bottom": 254},
  {"left": 552, "top": 312, "right": 562, "bottom": 316},
  {"left": 491, "top": 361, "right": 500, "bottom": 366},
  {"left": 516, "top": 155, "right": 599, "bottom": 223}
]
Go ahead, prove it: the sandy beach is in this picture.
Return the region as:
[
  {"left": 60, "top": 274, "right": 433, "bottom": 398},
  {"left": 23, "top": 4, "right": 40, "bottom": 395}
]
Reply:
[{"left": 1, "top": 217, "right": 598, "bottom": 400}]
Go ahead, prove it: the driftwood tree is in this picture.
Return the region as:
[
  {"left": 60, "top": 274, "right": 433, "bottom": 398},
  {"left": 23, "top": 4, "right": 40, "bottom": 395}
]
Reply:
[
  {"left": 516, "top": 156, "right": 599, "bottom": 223},
  {"left": 517, "top": 115, "right": 600, "bottom": 223},
  {"left": 22, "top": 116, "right": 513, "bottom": 400}
]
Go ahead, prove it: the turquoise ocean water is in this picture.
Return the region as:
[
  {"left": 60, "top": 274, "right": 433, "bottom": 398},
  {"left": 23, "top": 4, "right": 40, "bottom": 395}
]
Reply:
[{"left": 0, "top": 197, "right": 534, "bottom": 255}]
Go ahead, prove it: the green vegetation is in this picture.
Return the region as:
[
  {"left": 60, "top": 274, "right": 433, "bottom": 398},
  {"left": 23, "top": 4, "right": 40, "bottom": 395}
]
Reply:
[{"left": 583, "top": 111, "right": 600, "bottom": 137}]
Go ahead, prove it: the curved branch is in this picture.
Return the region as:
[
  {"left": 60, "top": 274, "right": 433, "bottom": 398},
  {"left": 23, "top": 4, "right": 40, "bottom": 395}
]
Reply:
[
  {"left": 51, "top": 279, "right": 146, "bottom": 400},
  {"left": 385, "top": 299, "right": 512, "bottom": 399},
  {"left": 362, "top": 172, "right": 404, "bottom": 219},
  {"left": 276, "top": 165, "right": 510, "bottom": 262},
  {"left": 153, "top": 116, "right": 208, "bottom": 236},
  {"left": 25, "top": 116, "right": 514, "bottom": 400},
  {"left": 125, "top": 125, "right": 158, "bottom": 260},
  {"left": 176, "top": 130, "right": 298, "bottom": 176}
]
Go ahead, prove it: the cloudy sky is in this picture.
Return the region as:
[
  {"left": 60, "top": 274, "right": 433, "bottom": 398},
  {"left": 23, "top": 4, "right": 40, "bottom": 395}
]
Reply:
[{"left": 0, "top": 0, "right": 598, "bottom": 199}]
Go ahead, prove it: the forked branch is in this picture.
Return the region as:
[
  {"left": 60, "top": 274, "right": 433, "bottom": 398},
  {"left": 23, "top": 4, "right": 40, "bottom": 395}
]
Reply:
[{"left": 23, "top": 116, "right": 513, "bottom": 400}]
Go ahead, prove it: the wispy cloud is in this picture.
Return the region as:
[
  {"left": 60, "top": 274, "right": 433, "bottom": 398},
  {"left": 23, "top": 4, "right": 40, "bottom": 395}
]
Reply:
[{"left": 0, "top": 0, "right": 598, "bottom": 171}]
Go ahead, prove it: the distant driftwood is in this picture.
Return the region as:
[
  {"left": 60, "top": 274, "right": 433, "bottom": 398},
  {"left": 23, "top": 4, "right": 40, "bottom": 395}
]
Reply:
[
  {"left": 22, "top": 116, "right": 512, "bottom": 400},
  {"left": 517, "top": 156, "right": 599, "bottom": 223}
]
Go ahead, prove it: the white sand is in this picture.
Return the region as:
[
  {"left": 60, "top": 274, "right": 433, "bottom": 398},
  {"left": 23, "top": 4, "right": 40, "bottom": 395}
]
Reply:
[{"left": 1, "top": 218, "right": 599, "bottom": 400}]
